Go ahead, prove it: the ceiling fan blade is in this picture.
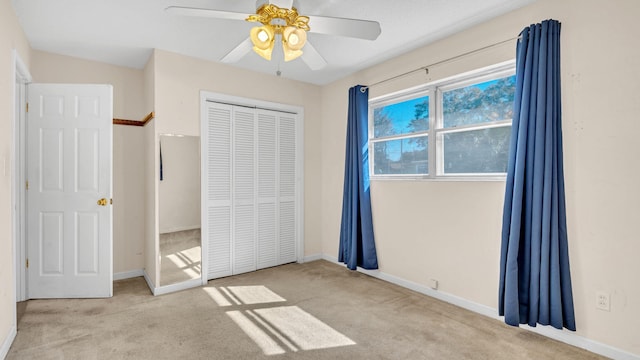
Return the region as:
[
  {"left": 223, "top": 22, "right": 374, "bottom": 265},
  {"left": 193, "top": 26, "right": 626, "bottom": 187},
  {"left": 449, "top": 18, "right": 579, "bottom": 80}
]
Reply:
[
  {"left": 301, "top": 42, "right": 327, "bottom": 71},
  {"left": 221, "top": 38, "right": 253, "bottom": 63},
  {"left": 307, "top": 15, "right": 381, "bottom": 40},
  {"left": 165, "top": 6, "right": 249, "bottom": 21},
  {"left": 167, "top": 5, "right": 382, "bottom": 41}
]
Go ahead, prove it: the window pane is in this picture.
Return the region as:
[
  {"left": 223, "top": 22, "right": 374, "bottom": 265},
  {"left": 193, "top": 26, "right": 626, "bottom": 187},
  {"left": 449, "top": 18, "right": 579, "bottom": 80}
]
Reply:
[
  {"left": 373, "top": 95, "right": 429, "bottom": 138},
  {"left": 443, "top": 127, "right": 510, "bottom": 174},
  {"left": 443, "top": 76, "right": 515, "bottom": 128},
  {"left": 373, "top": 136, "right": 428, "bottom": 175}
]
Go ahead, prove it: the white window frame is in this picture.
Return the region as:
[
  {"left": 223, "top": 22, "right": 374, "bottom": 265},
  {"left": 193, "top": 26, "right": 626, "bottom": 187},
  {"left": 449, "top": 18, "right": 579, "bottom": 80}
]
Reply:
[{"left": 369, "top": 60, "right": 516, "bottom": 181}]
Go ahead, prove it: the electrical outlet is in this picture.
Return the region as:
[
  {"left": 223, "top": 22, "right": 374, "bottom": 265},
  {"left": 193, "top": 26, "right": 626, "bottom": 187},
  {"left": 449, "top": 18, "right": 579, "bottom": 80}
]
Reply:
[
  {"left": 429, "top": 279, "right": 438, "bottom": 290},
  {"left": 596, "top": 291, "right": 610, "bottom": 311}
]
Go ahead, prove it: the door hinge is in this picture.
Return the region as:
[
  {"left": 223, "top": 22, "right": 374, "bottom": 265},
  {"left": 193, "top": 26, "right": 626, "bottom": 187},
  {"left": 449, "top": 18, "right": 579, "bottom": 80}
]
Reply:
[
  {"left": 26, "top": 181, "right": 29, "bottom": 190},
  {"left": 26, "top": 102, "right": 29, "bottom": 113},
  {"left": 26, "top": 259, "right": 29, "bottom": 268}
]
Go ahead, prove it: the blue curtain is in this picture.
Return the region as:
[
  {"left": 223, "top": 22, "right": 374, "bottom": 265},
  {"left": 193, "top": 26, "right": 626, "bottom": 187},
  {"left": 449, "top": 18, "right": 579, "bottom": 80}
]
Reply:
[
  {"left": 339, "top": 85, "right": 379, "bottom": 270},
  {"left": 499, "top": 19, "right": 576, "bottom": 331}
]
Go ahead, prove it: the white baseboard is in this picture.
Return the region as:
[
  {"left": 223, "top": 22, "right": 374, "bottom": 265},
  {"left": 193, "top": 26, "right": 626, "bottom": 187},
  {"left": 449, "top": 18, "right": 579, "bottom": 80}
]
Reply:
[
  {"left": 113, "top": 269, "right": 144, "bottom": 281},
  {"left": 523, "top": 326, "right": 640, "bottom": 360},
  {"left": 159, "top": 225, "right": 200, "bottom": 234},
  {"left": 302, "top": 254, "right": 323, "bottom": 263},
  {"left": 1, "top": 325, "right": 17, "bottom": 360},
  {"left": 153, "top": 278, "right": 202, "bottom": 296},
  {"left": 320, "top": 254, "right": 639, "bottom": 360},
  {"left": 142, "top": 270, "right": 156, "bottom": 296},
  {"left": 142, "top": 269, "right": 202, "bottom": 296}
]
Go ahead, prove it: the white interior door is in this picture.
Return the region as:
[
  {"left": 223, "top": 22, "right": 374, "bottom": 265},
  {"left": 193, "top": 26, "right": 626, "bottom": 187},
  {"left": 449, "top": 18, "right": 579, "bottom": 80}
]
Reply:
[{"left": 27, "top": 84, "right": 113, "bottom": 298}]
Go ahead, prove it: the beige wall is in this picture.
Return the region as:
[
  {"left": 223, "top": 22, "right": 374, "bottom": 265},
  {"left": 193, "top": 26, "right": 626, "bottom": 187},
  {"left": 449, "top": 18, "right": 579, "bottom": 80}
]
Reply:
[
  {"left": 30, "top": 51, "right": 147, "bottom": 120},
  {"left": 152, "top": 49, "right": 323, "bottom": 258},
  {"left": 112, "top": 125, "right": 145, "bottom": 273},
  {"left": 30, "top": 51, "right": 149, "bottom": 274},
  {"left": 320, "top": 0, "right": 640, "bottom": 355},
  {"left": 0, "top": 0, "right": 30, "bottom": 349}
]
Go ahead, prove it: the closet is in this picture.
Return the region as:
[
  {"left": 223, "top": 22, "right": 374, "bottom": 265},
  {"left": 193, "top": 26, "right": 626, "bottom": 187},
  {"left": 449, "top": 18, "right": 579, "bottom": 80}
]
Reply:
[{"left": 202, "top": 97, "right": 301, "bottom": 280}]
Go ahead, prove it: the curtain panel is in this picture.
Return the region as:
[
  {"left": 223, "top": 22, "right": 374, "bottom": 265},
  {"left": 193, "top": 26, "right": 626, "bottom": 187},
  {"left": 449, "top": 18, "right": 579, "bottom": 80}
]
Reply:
[
  {"left": 339, "top": 85, "right": 379, "bottom": 270},
  {"left": 499, "top": 19, "right": 576, "bottom": 331}
]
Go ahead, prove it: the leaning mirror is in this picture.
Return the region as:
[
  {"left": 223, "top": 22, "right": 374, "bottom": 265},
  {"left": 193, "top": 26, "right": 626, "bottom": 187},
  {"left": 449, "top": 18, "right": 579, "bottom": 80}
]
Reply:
[{"left": 159, "top": 134, "right": 201, "bottom": 286}]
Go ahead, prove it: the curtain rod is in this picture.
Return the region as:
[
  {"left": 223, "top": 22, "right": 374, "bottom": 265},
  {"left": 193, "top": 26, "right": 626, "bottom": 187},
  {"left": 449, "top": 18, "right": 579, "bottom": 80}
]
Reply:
[{"left": 360, "top": 35, "right": 520, "bottom": 92}]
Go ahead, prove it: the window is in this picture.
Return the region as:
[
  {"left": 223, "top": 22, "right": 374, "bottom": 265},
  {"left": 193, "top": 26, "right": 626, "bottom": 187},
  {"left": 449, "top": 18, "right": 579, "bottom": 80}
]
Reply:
[{"left": 369, "top": 62, "right": 515, "bottom": 179}]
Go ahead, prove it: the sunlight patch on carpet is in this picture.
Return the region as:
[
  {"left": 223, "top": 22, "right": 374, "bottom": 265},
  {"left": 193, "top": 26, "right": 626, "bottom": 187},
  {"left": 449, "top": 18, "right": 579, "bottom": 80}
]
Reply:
[
  {"left": 227, "top": 286, "right": 286, "bottom": 305},
  {"left": 227, "top": 310, "right": 286, "bottom": 355},
  {"left": 203, "top": 287, "right": 232, "bottom": 306},
  {"left": 255, "top": 306, "right": 355, "bottom": 351},
  {"left": 166, "top": 246, "right": 201, "bottom": 279},
  {"left": 227, "top": 305, "right": 356, "bottom": 355},
  {"left": 204, "top": 285, "right": 286, "bottom": 306}
]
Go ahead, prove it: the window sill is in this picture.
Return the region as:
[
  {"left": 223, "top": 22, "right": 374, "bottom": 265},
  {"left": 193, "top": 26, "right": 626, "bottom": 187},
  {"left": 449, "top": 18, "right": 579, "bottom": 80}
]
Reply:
[{"left": 370, "top": 175, "right": 507, "bottom": 182}]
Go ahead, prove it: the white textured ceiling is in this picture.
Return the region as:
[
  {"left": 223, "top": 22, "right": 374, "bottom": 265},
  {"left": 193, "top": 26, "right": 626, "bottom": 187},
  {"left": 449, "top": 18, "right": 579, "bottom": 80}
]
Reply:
[{"left": 11, "top": 0, "right": 535, "bottom": 85}]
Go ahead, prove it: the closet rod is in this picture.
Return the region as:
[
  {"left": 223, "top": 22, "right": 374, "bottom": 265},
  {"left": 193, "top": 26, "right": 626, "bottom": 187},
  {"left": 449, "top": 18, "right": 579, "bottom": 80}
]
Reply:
[{"left": 360, "top": 36, "right": 519, "bottom": 92}]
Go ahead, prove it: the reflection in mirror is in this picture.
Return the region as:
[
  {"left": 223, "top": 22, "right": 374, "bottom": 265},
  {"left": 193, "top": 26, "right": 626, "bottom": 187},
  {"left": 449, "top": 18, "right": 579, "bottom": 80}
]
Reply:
[{"left": 159, "top": 134, "right": 201, "bottom": 286}]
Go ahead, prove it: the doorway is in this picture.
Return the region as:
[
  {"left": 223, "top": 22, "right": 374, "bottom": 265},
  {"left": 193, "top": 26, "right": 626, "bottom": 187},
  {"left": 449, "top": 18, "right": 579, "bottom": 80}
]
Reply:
[{"left": 12, "top": 55, "right": 114, "bottom": 301}]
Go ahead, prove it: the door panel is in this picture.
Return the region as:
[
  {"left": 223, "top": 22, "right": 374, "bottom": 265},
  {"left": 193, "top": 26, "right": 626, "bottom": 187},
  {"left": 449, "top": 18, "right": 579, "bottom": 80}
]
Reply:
[
  {"left": 40, "top": 212, "right": 63, "bottom": 274},
  {"left": 40, "top": 129, "right": 64, "bottom": 192},
  {"left": 232, "top": 108, "right": 256, "bottom": 275},
  {"left": 27, "top": 84, "right": 112, "bottom": 298},
  {"left": 76, "top": 211, "right": 99, "bottom": 274},
  {"left": 76, "top": 129, "right": 100, "bottom": 192},
  {"left": 205, "top": 104, "right": 233, "bottom": 279},
  {"left": 278, "top": 115, "right": 297, "bottom": 264},
  {"left": 257, "top": 111, "right": 277, "bottom": 269}
]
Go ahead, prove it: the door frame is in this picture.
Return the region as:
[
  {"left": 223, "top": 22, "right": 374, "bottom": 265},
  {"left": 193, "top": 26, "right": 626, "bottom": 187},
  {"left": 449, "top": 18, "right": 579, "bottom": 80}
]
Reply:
[{"left": 12, "top": 49, "right": 31, "bottom": 304}]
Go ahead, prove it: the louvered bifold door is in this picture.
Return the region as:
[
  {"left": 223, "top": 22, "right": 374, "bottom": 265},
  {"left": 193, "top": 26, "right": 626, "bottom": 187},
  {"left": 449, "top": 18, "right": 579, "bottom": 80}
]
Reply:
[
  {"left": 278, "top": 113, "right": 297, "bottom": 264},
  {"left": 205, "top": 102, "right": 233, "bottom": 279},
  {"left": 205, "top": 101, "right": 299, "bottom": 279},
  {"left": 232, "top": 108, "right": 257, "bottom": 275},
  {"left": 256, "top": 110, "right": 278, "bottom": 269}
]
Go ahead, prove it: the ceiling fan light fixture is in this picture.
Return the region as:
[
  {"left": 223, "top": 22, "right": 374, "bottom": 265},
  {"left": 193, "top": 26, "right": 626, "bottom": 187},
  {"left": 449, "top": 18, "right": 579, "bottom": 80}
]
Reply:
[
  {"left": 246, "top": 4, "right": 311, "bottom": 63},
  {"left": 250, "top": 25, "right": 276, "bottom": 60},
  {"left": 282, "top": 47, "right": 303, "bottom": 62},
  {"left": 257, "top": 29, "right": 270, "bottom": 42},
  {"left": 283, "top": 26, "right": 306, "bottom": 50},
  {"left": 282, "top": 26, "right": 306, "bottom": 61}
]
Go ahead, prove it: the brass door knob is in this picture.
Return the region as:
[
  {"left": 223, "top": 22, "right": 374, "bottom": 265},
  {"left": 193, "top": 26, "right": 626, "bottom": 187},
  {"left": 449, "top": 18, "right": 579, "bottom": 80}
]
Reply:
[{"left": 97, "top": 198, "right": 108, "bottom": 206}]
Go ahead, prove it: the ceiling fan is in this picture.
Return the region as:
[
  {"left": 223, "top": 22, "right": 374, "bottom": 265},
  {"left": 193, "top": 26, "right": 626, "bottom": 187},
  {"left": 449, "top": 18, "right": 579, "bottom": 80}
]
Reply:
[{"left": 166, "top": 0, "right": 382, "bottom": 70}]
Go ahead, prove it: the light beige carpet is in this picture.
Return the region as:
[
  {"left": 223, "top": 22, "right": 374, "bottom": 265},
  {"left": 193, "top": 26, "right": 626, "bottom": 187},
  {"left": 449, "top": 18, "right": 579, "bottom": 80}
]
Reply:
[
  {"left": 159, "top": 229, "right": 201, "bottom": 286},
  {"left": 8, "top": 260, "right": 606, "bottom": 359}
]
